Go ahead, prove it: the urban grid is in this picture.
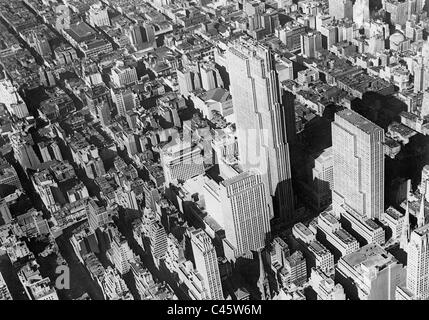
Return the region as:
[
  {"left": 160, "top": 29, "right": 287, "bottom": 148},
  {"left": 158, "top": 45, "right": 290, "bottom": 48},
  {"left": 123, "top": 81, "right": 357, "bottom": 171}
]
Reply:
[{"left": 0, "top": 0, "right": 427, "bottom": 303}]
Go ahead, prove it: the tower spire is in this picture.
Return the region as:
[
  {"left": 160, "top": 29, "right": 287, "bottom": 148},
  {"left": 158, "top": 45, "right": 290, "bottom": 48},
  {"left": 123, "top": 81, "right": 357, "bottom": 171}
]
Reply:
[{"left": 400, "top": 179, "right": 411, "bottom": 251}]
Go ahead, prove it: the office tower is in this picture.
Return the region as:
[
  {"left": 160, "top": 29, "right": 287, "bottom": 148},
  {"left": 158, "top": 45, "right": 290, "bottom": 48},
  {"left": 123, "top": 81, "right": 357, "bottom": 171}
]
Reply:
[
  {"left": 128, "top": 22, "right": 156, "bottom": 51},
  {"left": 421, "top": 89, "right": 429, "bottom": 119},
  {"left": 385, "top": 0, "right": 409, "bottom": 26},
  {"left": 329, "top": 0, "right": 353, "bottom": 20},
  {"left": 87, "top": 199, "right": 112, "bottom": 232},
  {"left": 11, "top": 133, "right": 41, "bottom": 171},
  {"left": 189, "top": 228, "right": 224, "bottom": 300},
  {"left": 96, "top": 101, "right": 111, "bottom": 126},
  {"left": 111, "top": 87, "right": 136, "bottom": 117},
  {"left": 413, "top": 55, "right": 426, "bottom": 93},
  {"left": 199, "top": 63, "right": 222, "bottom": 91},
  {"left": 301, "top": 31, "right": 322, "bottom": 58},
  {"left": 109, "top": 234, "right": 134, "bottom": 275},
  {"left": 39, "top": 67, "right": 55, "bottom": 88},
  {"left": 406, "top": 224, "right": 429, "bottom": 299},
  {"left": 336, "top": 243, "right": 405, "bottom": 300},
  {"left": 310, "top": 147, "right": 334, "bottom": 210},
  {"left": 382, "top": 206, "right": 404, "bottom": 243},
  {"left": 219, "top": 171, "right": 271, "bottom": 258},
  {"left": 88, "top": 2, "right": 110, "bottom": 27},
  {"left": 332, "top": 109, "right": 385, "bottom": 220},
  {"left": 85, "top": 84, "right": 112, "bottom": 117},
  {"left": 269, "top": 237, "right": 290, "bottom": 271},
  {"left": 148, "top": 221, "right": 168, "bottom": 268},
  {"left": 416, "top": 0, "right": 426, "bottom": 12},
  {"left": 34, "top": 33, "right": 52, "bottom": 58},
  {"left": 38, "top": 142, "right": 52, "bottom": 162},
  {"left": 177, "top": 67, "right": 202, "bottom": 97},
  {"left": 277, "top": 22, "right": 307, "bottom": 52},
  {"left": 284, "top": 251, "right": 307, "bottom": 286},
  {"left": 55, "top": 4, "right": 71, "bottom": 31},
  {"left": 353, "top": 0, "right": 370, "bottom": 28},
  {"left": 244, "top": 0, "right": 266, "bottom": 31},
  {"left": 227, "top": 37, "right": 294, "bottom": 222},
  {"left": 110, "top": 61, "right": 138, "bottom": 88}
]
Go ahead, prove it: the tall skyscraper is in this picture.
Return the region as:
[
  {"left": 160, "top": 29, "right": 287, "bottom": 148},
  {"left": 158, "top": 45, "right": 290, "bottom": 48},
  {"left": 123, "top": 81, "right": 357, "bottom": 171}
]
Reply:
[
  {"left": 226, "top": 37, "right": 294, "bottom": 222},
  {"left": 332, "top": 109, "right": 385, "bottom": 220},
  {"left": 219, "top": 170, "right": 271, "bottom": 258},
  {"left": 406, "top": 224, "right": 429, "bottom": 299},
  {"left": 301, "top": 31, "right": 323, "bottom": 58},
  {"left": 128, "top": 22, "right": 156, "bottom": 51},
  {"left": 353, "top": 0, "right": 370, "bottom": 28},
  {"left": 329, "top": 0, "right": 353, "bottom": 20},
  {"left": 189, "top": 228, "right": 224, "bottom": 300}
]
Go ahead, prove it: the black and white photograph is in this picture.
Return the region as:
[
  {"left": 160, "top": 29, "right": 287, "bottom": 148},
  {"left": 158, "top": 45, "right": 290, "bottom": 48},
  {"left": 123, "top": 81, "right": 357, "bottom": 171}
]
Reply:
[{"left": 0, "top": 0, "right": 428, "bottom": 314}]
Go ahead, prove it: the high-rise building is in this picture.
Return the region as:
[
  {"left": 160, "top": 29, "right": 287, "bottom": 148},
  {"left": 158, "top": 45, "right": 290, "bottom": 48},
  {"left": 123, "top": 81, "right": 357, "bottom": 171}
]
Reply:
[
  {"left": 128, "top": 22, "right": 156, "bottom": 51},
  {"left": 88, "top": 2, "right": 110, "bottom": 27},
  {"left": 111, "top": 87, "right": 136, "bottom": 117},
  {"left": 309, "top": 147, "right": 334, "bottom": 210},
  {"left": 404, "top": 224, "right": 429, "bottom": 299},
  {"left": 148, "top": 220, "right": 168, "bottom": 268},
  {"left": 353, "top": 0, "right": 370, "bottom": 28},
  {"left": 219, "top": 171, "right": 271, "bottom": 259},
  {"left": 109, "top": 234, "right": 134, "bottom": 275},
  {"left": 301, "top": 31, "right": 323, "bottom": 58},
  {"left": 384, "top": 0, "right": 409, "bottom": 26},
  {"left": 96, "top": 101, "right": 111, "bottom": 126},
  {"left": 226, "top": 37, "right": 294, "bottom": 222},
  {"left": 284, "top": 250, "right": 307, "bottom": 287},
  {"left": 111, "top": 62, "right": 138, "bottom": 88},
  {"left": 10, "top": 133, "right": 41, "bottom": 171},
  {"left": 87, "top": 199, "right": 113, "bottom": 232},
  {"left": 328, "top": 0, "right": 353, "bottom": 20},
  {"left": 336, "top": 243, "right": 405, "bottom": 300},
  {"left": 189, "top": 228, "right": 224, "bottom": 300},
  {"left": 332, "top": 109, "right": 385, "bottom": 220}
]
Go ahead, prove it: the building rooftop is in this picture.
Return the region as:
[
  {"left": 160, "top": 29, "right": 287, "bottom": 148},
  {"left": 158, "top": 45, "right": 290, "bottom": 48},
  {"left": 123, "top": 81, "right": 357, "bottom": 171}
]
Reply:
[
  {"left": 336, "top": 109, "right": 383, "bottom": 135},
  {"left": 341, "top": 243, "right": 396, "bottom": 271}
]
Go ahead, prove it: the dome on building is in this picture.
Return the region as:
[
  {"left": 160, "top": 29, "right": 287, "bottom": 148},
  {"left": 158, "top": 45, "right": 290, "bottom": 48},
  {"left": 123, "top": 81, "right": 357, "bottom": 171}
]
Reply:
[{"left": 389, "top": 30, "right": 405, "bottom": 46}]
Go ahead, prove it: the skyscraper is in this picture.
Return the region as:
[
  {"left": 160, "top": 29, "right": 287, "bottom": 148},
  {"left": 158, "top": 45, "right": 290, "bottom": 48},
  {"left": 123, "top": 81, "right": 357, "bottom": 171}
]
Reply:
[
  {"left": 226, "top": 37, "right": 294, "bottom": 222},
  {"left": 189, "top": 228, "right": 224, "bottom": 300},
  {"left": 353, "top": 0, "right": 370, "bottom": 28},
  {"left": 219, "top": 170, "right": 271, "bottom": 258},
  {"left": 406, "top": 224, "right": 429, "bottom": 299},
  {"left": 332, "top": 109, "right": 385, "bottom": 220},
  {"left": 128, "top": 22, "right": 156, "bottom": 51},
  {"left": 328, "top": 0, "right": 353, "bottom": 20}
]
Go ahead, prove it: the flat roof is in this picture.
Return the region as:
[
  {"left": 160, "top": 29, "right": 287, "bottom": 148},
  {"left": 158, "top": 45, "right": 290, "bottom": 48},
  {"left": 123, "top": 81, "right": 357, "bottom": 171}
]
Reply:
[
  {"left": 65, "top": 21, "right": 96, "bottom": 43},
  {"left": 341, "top": 243, "right": 395, "bottom": 269},
  {"left": 336, "top": 109, "right": 383, "bottom": 135}
]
